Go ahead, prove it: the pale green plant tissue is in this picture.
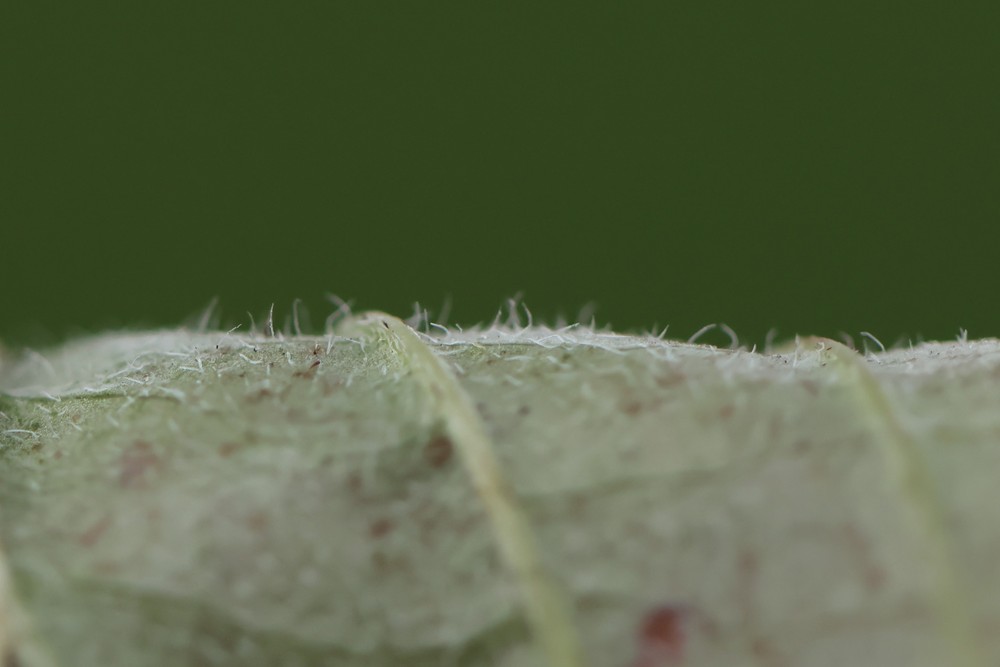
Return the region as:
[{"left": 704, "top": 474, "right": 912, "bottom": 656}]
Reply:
[{"left": 0, "top": 311, "right": 999, "bottom": 667}]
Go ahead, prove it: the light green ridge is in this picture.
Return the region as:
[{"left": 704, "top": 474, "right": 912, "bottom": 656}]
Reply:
[
  {"left": 344, "top": 313, "right": 585, "bottom": 667},
  {"left": 812, "top": 337, "right": 984, "bottom": 667}
]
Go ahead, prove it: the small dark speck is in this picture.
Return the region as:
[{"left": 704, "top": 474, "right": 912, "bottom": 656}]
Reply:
[
  {"left": 621, "top": 400, "right": 643, "bottom": 416},
  {"left": 424, "top": 434, "right": 454, "bottom": 468},
  {"left": 346, "top": 472, "right": 363, "bottom": 494},
  {"left": 293, "top": 359, "right": 322, "bottom": 378},
  {"left": 246, "top": 511, "right": 269, "bottom": 531},
  {"left": 370, "top": 517, "right": 394, "bottom": 539},
  {"left": 119, "top": 440, "right": 160, "bottom": 489},
  {"left": 218, "top": 442, "right": 240, "bottom": 457},
  {"left": 382, "top": 321, "right": 390, "bottom": 329},
  {"left": 631, "top": 605, "right": 688, "bottom": 666},
  {"left": 517, "top": 405, "right": 530, "bottom": 416}
]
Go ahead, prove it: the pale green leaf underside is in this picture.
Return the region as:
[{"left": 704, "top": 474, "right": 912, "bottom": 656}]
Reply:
[{"left": 1, "top": 316, "right": 1000, "bottom": 667}]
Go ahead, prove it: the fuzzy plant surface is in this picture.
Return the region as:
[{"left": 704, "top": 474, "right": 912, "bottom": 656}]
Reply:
[{"left": 1, "top": 311, "right": 1000, "bottom": 667}]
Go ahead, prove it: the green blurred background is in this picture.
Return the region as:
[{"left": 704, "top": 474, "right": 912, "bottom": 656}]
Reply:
[{"left": 2, "top": 4, "right": 998, "bottom": 349}]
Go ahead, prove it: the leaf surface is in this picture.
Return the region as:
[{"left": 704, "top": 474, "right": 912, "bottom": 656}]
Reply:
[{"left": 1, "top": 317, "right": 999, "bottom": 667}]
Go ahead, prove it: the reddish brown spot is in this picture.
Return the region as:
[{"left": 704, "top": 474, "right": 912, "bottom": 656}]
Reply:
[
  {"left": 569, "top": 494, "right": 588, "bottom": 518},
  {"left": 94, "top": 560, "right": 120, "bottom": 575},
  {"left": 655, "top": 372, "right": 686, "bottom": 389},
  {"left": 621, "top": 400, "right": 644, "bottom": 416},
  {"left": 517, "top": 405, "right": 531, "bottom": 416},
  {"left": 843, "top": 524, "right": 886, "bottom": 591},
  {"left": 246, "top": 387, "right": 274, "bottom": 403},
  {"left": 347, "top": 471, "right": 363, "bottom": 491},
  {"left": 293, "top": 359, "right": 321, "bottom": 378},
  {"left": 631, "top": 605, "right": 688, "bottom": 666},
  {"left": 119, "top": 440, "right": 161, "bottom": 489},
  {"left": 246, "top": 511, "right": 269, "bottom": 532},
  {"left": 4, "top": 649, "right": 22, "bottom": 667},
  {"left": 78, "top": 515, "right": 112, "bottom": 547},
  {"left": 751, "top": 637, "right": 791, "bottom": 667},
  {"left": 800, "top": 379, "right": 819, "bottom": 396},
  {"left": 218, "top": 442, "right": 240, "bottom": 457},
  {"left": 718, "top": 404, "right": 735, "bottom": 419},
  {"left": 450, "top": 513, "right": 480, "bottom": 537},
  {"left": 370, "top": 550, "right": 413, "bottom": 575},
  {"left": 768, "top": 414, "right": 783, "bottom": 438},
  {"left": 369, "top": 517, "right": 394, "bottom": 539},
  {"left": 424, "top": 434, "right": 454, "bottom": 468},
  {"left": 53, "top": 450, "right": 63, "bottom": 460}
]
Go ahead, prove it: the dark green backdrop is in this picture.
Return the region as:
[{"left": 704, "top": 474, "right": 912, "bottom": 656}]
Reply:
[{"left": 2, "top": 4, "right": 998, "bottom": 348}]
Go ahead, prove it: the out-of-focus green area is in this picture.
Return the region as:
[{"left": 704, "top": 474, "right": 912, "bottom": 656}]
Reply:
[{"left": 2, "top": 4, "right": 998, "bottom": 348}]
